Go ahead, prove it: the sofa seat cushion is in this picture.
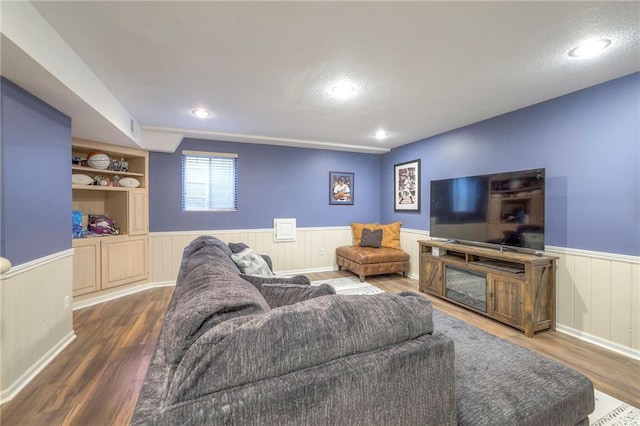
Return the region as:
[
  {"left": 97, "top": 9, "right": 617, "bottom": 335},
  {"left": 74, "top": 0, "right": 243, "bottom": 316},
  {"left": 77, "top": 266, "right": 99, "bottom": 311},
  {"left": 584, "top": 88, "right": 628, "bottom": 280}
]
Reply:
[
  {"left": 433, "top": 310, "right": 594, "bottom": 426},
  {"left": 168, "top": 292, "right": 434, "bottom": 404},
  {"left": 336, "top": 245, "right": 410, "bottom": 264}
]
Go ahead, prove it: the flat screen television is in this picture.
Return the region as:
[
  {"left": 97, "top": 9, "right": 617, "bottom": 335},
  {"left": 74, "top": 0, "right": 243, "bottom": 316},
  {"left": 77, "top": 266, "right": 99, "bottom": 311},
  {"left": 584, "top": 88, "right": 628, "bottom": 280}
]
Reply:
[{"left": 430, "top": 168, "right": 545, "bottom": 252}]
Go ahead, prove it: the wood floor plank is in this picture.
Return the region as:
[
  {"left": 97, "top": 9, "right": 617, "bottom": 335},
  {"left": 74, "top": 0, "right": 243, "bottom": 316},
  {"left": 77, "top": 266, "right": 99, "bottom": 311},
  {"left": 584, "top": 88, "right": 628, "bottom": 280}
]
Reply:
[{"left": 1, "top": 273, "right": 637, "bottom": 425}]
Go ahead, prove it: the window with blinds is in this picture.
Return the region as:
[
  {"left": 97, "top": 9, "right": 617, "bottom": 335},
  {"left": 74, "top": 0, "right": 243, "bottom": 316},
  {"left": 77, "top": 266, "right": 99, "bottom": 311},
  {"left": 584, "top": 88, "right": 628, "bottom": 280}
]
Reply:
[{"left": 182, "top": 150, "right": 238, "bottom": 211}]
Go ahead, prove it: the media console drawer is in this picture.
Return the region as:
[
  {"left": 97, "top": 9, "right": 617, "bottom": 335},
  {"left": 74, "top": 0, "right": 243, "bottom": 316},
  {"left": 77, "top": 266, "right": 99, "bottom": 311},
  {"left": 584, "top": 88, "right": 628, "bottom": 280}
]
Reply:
[{"left": 418, "top": 240, "right": 557, "bottom": 338}]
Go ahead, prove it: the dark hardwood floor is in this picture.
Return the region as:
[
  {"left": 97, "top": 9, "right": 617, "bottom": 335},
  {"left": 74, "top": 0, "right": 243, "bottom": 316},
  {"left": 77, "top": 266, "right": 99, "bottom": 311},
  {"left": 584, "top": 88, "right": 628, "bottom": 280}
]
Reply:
[{"left": 1, "top": 271, "right": 638, "bottom": 425}]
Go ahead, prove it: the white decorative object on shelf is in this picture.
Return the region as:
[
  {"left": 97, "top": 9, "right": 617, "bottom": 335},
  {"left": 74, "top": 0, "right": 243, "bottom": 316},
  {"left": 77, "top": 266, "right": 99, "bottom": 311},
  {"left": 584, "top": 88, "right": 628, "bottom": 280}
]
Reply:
[
  {"left": 87, "top": 152, "right": 110, "bottom": 169},
  {"left": 118, "top": 177, "right": 141, "bottom": 188},
  {"left": 72, "top": 174, "right": 94, "bottom": 185}
]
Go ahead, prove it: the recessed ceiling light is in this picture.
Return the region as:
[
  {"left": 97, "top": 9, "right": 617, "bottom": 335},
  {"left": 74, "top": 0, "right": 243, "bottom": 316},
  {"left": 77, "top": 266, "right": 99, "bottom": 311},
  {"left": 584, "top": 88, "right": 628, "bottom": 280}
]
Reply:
[
  {"left": 192, "top": 109, "right": 212, "bottom": 118},
  {"left": 331, "top": 81, "right": 356, "bottom": 99},
  {"left": 568, "top": 39, "right": 611, "bottom": 58},
  {"left": 374, "top": 130, "right": 388, "bottom": 140}
]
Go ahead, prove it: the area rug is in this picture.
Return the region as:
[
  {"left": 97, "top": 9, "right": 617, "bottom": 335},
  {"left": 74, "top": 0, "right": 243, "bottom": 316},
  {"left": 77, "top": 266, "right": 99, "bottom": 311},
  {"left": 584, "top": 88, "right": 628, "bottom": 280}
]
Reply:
[
  {"left": 589, "top": 389, "right": 640, "bottom": 426},
  {"left": 310, "top": 276, "right": 385, "bottom": 295}
]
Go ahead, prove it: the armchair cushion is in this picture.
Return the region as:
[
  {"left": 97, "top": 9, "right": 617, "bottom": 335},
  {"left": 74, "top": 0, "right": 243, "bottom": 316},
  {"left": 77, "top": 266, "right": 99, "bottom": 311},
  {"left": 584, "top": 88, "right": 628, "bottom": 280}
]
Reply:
[
  {"left": 360, "top": 228, "right": 383, "bottom": 248},
  {"left": 351, "top": 222, "right": 402, "bottom": 249},
  {"left": 351, "top": 222, "right": 378, "bottom": 246}
]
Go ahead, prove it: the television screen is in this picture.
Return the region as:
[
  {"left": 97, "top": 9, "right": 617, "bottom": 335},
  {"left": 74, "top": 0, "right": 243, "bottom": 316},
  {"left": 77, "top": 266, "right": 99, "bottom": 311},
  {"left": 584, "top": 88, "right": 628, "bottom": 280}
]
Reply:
[{"left": 430, "top": 168, "right": 545, "bottom": 251}]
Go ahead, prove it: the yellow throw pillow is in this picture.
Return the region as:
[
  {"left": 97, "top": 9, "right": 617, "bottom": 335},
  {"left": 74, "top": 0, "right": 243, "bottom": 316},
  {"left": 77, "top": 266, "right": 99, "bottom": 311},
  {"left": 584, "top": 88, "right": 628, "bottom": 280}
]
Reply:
[
  {"left": 376, "top": 221, "right": 402, "bottom": 249},
  {"left": 351, "top": 222, "right": 378, "bottom": 246}
]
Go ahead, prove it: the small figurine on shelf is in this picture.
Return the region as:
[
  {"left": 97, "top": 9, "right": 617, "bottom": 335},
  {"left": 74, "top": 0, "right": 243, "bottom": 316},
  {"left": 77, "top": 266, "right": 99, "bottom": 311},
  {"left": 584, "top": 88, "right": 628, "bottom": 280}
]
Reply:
[
  {"left": 109, "top": 158, "right": 120, "bottom": 171},
  {"left": 119, "top": 157, "right": 129, "bottom": 172},
  {"left": 112, "top": 175, "right": 120, "bottom": 187},
  {"left": 94, "top": 175, "right": 110, "bottom": 186}
]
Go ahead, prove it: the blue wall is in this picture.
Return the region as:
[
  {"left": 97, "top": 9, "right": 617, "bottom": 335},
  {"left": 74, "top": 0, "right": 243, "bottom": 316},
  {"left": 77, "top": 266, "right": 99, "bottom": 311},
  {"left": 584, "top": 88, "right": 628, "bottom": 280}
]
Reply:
[
  {"left": 380, "top": 72, "right": 639, "bottom": 256},
  {"left": 1, "top": 77, "right": 72, "bottom": 265},
  {"left": 149, "top": 139, "right": 381, "bottom": 231}
]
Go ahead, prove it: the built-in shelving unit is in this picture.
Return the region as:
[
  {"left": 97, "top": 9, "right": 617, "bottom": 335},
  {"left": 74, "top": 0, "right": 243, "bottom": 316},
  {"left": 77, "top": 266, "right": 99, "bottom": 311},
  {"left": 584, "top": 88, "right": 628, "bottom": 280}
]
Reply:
[
  {"left": 418, "top": 239, "right": 557, "bottom": 337},
  {"left": 71, "top": 138, "right": 149, "bottom": 298}
]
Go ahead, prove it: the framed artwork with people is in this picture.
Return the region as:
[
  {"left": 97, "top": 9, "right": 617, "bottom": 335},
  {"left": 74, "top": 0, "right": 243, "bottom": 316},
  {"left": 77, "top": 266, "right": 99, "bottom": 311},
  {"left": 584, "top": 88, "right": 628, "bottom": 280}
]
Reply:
[
  {"left": 394, "top": 159, "right": 420, "bottom": 212},
  {"left": 329, "top": 171, "right": 354, "bottom": 205}
]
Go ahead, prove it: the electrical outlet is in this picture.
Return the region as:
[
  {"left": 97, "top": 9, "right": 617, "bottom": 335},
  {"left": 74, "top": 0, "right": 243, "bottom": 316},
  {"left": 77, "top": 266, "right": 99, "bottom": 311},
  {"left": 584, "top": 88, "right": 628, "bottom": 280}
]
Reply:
[
  {"left": 319, "top": 248, "right": 324, "bottom": 255},
  {"left": 64, "top": 296, "right": 70, "bottom": 311}
]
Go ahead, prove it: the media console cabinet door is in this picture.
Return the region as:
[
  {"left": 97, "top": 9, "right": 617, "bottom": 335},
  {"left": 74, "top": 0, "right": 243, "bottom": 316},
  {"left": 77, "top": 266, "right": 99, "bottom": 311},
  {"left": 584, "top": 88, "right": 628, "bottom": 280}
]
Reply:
[
  {"left": 420, "top": 255, "right": 444, "bottom": 296},
  {"left": 101, "top": 236, "right": 148, "bottom": 289},
  {"left": 488, "top": 274, "right": 524, "bottom": 329}
]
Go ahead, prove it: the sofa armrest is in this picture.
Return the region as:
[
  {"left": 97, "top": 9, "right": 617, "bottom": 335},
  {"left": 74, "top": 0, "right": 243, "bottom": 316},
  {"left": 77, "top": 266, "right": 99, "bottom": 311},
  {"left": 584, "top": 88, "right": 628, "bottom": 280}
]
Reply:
[{"left": 168, "top": 292, "right": 436, "bottom": 404}]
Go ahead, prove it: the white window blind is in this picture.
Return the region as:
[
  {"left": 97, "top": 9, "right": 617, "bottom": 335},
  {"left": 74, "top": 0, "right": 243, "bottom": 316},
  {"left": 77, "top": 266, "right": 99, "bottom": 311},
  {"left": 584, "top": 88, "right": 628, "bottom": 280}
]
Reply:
[{"left": 182, "top": 150, "right": 238, "bottom": 211}]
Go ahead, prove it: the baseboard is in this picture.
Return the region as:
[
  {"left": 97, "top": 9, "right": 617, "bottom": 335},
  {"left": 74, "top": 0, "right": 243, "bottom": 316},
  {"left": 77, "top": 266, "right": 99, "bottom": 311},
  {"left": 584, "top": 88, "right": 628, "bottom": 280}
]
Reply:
[
  {"left": 556, "top": 324, "right": 640, "bottom": 361},
  {"left": 275, "top": 266, "right": 336, "bottom": 276},
  {"left": 72, "top": 281, "right": 175, "bottom": 310},
  {"left": 0, "top": 330, "right": 76, "bottom": 405}
]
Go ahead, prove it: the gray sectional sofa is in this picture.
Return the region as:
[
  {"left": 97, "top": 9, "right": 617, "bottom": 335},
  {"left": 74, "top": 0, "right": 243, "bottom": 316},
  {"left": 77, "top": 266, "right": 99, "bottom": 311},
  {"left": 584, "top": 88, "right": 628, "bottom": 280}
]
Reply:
[{"left": 132, "top": 236, "right": 594, "bottom": 425}]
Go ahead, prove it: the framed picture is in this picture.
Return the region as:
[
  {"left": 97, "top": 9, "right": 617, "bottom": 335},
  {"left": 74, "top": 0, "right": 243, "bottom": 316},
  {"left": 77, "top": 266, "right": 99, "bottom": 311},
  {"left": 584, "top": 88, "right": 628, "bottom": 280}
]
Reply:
[
  {"left": 329, "top": 171, "right": 354, "bottom": 205},
  {"left": 394, "top": 159, "right": 421, "bottom": 212}
]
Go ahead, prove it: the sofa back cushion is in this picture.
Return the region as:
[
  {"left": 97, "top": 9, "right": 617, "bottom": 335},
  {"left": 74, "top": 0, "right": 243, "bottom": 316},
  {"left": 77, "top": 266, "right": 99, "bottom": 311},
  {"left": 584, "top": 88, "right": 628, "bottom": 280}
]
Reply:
[
  {"left": 168, "top": 292, "right": 434, "bottom": 404},
  {"left": 260, "top": 283, "right": 335, "bottom": 308},
  {"left": 161, "top": 244, "right": 270, "bottom": 368}
]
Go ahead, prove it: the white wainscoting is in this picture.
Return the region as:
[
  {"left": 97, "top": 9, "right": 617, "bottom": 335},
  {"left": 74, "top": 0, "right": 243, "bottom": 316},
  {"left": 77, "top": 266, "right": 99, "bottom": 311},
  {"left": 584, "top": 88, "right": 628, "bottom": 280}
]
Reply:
[
  {"left": 548, "top": 246, "right": 640, "bottom": 360},
  {"left": 149, "top": 227, "right": 353, "bottom": 283},
  {"left": 0, "top": 250, "right": 76, "bottom": 404},
  {"left": 150, "top": 227, "right": 639, "bottom": 359}
]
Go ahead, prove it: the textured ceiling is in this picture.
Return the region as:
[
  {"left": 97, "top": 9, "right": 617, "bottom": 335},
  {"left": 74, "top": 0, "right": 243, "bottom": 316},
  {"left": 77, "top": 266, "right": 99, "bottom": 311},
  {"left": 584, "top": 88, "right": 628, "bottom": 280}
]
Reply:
[{"left": 4, "top": 1, "right": 640, "bottom": 153}]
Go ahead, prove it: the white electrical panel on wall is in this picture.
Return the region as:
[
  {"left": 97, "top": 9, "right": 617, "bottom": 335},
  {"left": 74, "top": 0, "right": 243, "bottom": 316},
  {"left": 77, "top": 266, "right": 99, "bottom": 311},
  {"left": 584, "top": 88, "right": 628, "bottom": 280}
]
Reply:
[{"left": 273, "top": 218, "right": 296, "bottom": 242}]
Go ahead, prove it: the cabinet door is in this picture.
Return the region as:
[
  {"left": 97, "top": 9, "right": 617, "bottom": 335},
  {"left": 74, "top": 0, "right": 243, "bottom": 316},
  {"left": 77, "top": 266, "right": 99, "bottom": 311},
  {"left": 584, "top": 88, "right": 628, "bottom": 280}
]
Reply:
[
  {"left": 128, "top": 189, "right": 148, "bottom": 236},
  {"left": 488, "top": 274, "right": 524, "bottom": 329},
  {"left": 101, "top": 236, "right": 148, "bottom": 289},
  {"left": 72, "top": 239, "right": 101, "bottom": 296},
  {"left": 419, "top": 255, "right": 443, "bottom": 296}
]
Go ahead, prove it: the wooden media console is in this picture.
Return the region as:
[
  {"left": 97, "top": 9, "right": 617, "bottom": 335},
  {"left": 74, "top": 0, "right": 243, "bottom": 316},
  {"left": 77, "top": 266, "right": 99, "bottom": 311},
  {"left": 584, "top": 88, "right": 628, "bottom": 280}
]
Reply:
[{"left": 418, "top": 240, "right": 557, "bottom": 337}]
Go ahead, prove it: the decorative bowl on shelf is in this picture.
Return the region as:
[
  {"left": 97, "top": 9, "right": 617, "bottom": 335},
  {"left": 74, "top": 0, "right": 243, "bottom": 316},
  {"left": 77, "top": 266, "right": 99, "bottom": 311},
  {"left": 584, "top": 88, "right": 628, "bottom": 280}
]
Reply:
[
  {"left": 72, "top": 174, "right": 94, "bottom": 185},
  {"left": 87, "top": 152, "right": 111, "bottom": 169},
  {"left": 118, "top": 177, "right": 141, "bottom": 188}
]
